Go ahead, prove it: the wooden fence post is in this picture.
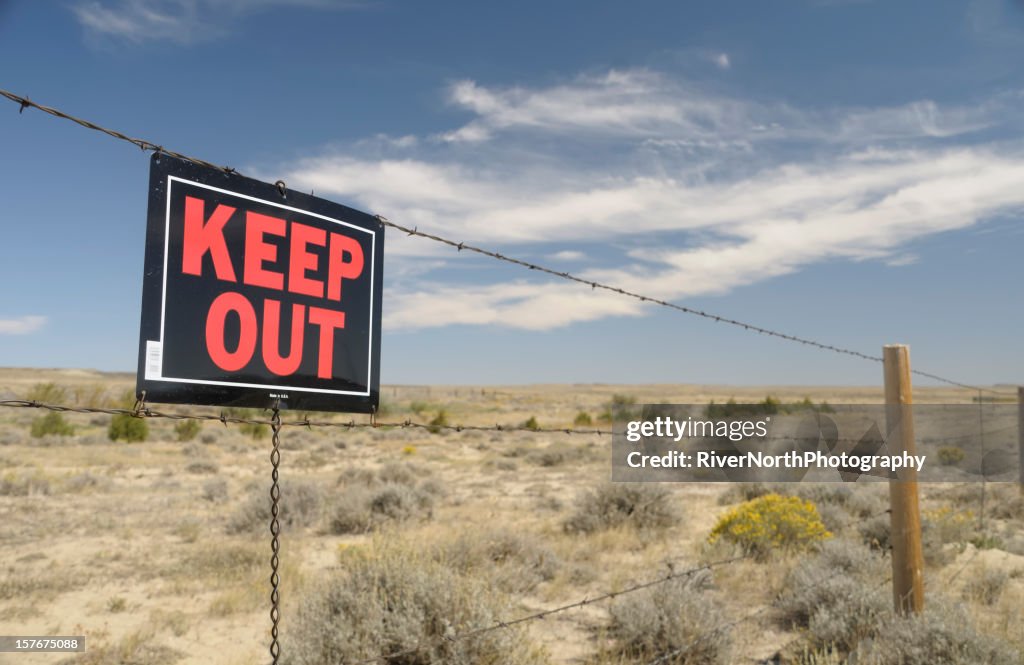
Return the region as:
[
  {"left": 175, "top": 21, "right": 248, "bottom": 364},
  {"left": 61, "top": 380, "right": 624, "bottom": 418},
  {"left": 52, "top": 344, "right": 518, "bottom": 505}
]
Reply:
[
  {"left": 1019, "top": 386, "right": 1023, "bottom": 497},
  {"left": 884, "top": 344, "right": 924, "bottom": 614}
]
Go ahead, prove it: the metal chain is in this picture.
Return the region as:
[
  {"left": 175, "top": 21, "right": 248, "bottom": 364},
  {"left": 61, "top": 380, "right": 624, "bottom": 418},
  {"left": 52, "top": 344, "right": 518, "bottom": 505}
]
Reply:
[{"left": 269, "top": 405, "right": 282, "bottom": 665}]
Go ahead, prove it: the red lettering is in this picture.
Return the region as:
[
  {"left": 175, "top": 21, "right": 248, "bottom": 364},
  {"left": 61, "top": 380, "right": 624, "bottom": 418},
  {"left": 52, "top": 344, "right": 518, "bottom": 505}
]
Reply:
[
  {"left": 262, "top": 299, "right": 305, "bottom": 376},
  {"left": 244, "top": 212, "right": 285, "bottom": 290},
  {"left": 205, "top": 292, "right": 257, "bottom": 371},
  {"left": 327, "top": 233, "right": 364, "bottom": 301},
  {"left": 288, "top": 222, "right": 326, "bottom": 298},
  {"left": 182, "top": 196, "right": 237, "bottom": 282},
  {"left": 307, "top": 306, "right": 346, "bottom": 379}
]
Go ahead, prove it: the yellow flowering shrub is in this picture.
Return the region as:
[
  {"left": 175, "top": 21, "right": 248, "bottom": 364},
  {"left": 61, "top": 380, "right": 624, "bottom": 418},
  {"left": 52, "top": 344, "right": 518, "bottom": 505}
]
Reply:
[{"left": 709, "top": 493, "right": 831, "bottom": 556}]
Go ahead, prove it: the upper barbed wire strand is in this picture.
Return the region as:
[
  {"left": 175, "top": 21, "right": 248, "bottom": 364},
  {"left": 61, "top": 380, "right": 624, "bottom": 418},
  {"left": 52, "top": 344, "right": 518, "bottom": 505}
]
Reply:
[{"left": 0, "top": 87, "right": 1016, "bottom": 396}]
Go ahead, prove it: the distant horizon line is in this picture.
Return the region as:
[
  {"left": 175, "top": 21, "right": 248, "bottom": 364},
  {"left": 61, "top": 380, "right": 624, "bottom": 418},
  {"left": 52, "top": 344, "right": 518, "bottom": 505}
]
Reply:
[{"left": 0, "top": 365, "right": 1016, "bottom": 391}]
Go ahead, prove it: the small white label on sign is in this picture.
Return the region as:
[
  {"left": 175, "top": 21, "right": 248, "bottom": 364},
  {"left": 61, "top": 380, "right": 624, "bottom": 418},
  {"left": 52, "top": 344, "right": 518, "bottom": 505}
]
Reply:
[{"left": 145, "top": 341, "right": 163, "bottom": 380}]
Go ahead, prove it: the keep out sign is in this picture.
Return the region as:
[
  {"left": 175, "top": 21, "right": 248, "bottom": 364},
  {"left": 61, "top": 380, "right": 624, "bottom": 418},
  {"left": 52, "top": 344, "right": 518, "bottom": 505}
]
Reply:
[{"left": 136, "top": 154, "right": 384, "bottom": 413}]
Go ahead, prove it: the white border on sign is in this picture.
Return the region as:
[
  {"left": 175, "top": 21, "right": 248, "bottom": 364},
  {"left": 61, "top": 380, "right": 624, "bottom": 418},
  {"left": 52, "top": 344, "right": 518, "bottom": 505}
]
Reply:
[{"left": 155, "top": 175, "right": 377, "bottom": 397}]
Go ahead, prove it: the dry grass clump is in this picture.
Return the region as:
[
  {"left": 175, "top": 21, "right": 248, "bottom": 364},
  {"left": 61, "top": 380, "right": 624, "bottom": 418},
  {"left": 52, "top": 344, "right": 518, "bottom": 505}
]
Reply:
[
  {"left": 181, "top": 542, "right": 264, "bottom": 582},
  {"left": 185, "top": 460, "right": 219, "bottom": 474},
  {"left": 328, "top": 483, "right": 437, "bottom": 534},
  {"left": 984, "top": 486, "right": 1024, "bottom": 522},
  {"left": 328, "top": 463, "right": 442, "bottom": 534},
  {"left": 201, "top": 477, "right": 229, "bottom": 503},
  {"left": 0, "top": 567, "right": 85, "bottom": 602},
  {"left": 961, "top": 567, "right": 1010, "bottom": 606},
  {"left": 776, "top": 539, "right": 888, "bottom": 652},
  {"left": 525, "top": 441, "right": 597, "bottom": 468},
  {"left": 57, "top": 628, "right": 183, "bottom": 665},
  {"left": 0, "top": 469, "right": 52, "bottom": 496},
  {"left": 605, "top": 569, "right": 730, "bottom": 664},
  {"left": 281, "top": 544, "right": 545, "bottom": 665},
  {"left": 855, "top": 602, "right": 1019, "bottom": 665},
  {"left": 777, "top": 546, "right": 1016, "bottom": 663},
  {"left": 563, "top": 483, "right": 679, "bottom": 534},
  {"left": 437, "top": 528, "right": 562, "bottom": 593},
  {"left": 226, "top": 478, "right": 325, "bottom": 534},
  {"left": 64, "top": 472, "right": 106, "bottom": 493},
  {"left": 857, "top": 502, "right": 979, "bottom": 565}
]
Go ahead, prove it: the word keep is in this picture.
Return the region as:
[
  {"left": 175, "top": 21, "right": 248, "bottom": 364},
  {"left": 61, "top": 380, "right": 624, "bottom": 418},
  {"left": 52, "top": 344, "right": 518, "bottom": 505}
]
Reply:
[{"left": 181, "top": 195, "right": 364, "bottom": 378}]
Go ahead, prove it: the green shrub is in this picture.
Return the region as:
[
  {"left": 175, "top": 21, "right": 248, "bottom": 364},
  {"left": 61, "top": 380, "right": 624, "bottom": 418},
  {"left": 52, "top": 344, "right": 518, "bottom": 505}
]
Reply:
[
  {"left": 374, "top": 398, "right": 393, "bottom": 417},
  {"left": 174, "top": 419, "right": 202, "bottom": 442},
  {"left": 708, "top": 494, "right": 830, "bottom": 556},
  {"left": 30, "top": 412, "right": 74, "bottom": 438},
  {"left": 521, "top": 416, "right": 539, "bottom": 430},
  {"left": 607, "top": 570, "right": 730, "bottom": 664},
  {"left": 221, "top": 407, "right": 269, "bottom": 440},
  {"left": 564, "top": 483, "right": 678, "bottom": 533},
  {"left": 706, "top": 395, "right": 833, "bottom": 418},
  {"left": 281, "top": 545, "right": 544, "bottom": 665},
  {"left": 108, "top": 414, "right": 148, "bottom": 442},
  {"left": 72, "top": 384, "right": 110, "bottom": 408},
  {"left": 573, "top": 411, "right": 593, "bottom": 427},
  {"left": 937, "top": 446, "right": 966, "bottom": 466},
  {"left": 239, "top": 422, "right": 268, "bottom": 440},
  {"left": 608, "top": 393, "right": 638, "bottom": 420},
  {"left": 427, "top": 409, "right": 449, "bottom": 434},
  {"left": 25, "top": 382, "right": 67, "bottom": 404}
]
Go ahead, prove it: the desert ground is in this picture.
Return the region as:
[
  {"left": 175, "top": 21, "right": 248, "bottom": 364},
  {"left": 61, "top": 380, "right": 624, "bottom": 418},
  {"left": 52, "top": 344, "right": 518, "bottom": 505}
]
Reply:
[{"left": 1, "top": 368, "right": 1022, "bottom": 664}]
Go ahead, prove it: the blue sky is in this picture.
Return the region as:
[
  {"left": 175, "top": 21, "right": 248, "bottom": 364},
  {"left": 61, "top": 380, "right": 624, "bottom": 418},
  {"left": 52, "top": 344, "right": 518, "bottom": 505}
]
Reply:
[{"left": 0, "top": 0, "right": 1022, "bottom": 387}]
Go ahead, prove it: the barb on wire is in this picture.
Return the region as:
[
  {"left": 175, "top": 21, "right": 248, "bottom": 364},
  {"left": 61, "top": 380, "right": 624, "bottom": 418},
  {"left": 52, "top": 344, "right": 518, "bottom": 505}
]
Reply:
[
  {"left": 0, "top": 86, "right": 1010, "bottom": 395},
  {"left": 643, "top": 560, "right": 896, "bottom": 665},
  {"left": 1, "top": 400, "right": 1016, "bottom": 447},
  {"left": 348, "top": 555, "right": 750, "bottom": 665},
  {"left": 0, "top": 399, "right": 612, "bottom": 436}
]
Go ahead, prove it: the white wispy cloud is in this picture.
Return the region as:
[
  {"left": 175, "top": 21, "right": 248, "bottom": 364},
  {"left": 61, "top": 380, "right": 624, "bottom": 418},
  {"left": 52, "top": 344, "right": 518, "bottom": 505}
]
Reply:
[
  {"left": 279, "top": 69, "right": 1024, "bottom": 331},
  {"left": 0, "top": 315, "right": 47, "bottom": 335},
  {"left": 438, "top": 70, "right": 753, "bottom": 144},
  {"left": 707, "top": 52, "right": 731, "bottom": 70},
  {"left": 72, "top": 0, "right": 356, "bottom": 44},
  {"left": 434, "top": 68, "right": 1004, "bottom": 147}
]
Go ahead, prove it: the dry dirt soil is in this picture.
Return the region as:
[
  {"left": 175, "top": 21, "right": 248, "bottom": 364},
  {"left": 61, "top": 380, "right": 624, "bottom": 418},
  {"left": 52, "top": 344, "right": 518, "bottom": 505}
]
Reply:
[{"left": 1, "top": 368, "right": 1022, "bottom": 664}]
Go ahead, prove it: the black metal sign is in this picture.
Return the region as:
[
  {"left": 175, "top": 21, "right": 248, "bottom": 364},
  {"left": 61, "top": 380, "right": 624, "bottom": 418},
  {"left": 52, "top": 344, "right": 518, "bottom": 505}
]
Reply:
[{"left": 136, "top": 154, "right": 384, "bottom": 413}]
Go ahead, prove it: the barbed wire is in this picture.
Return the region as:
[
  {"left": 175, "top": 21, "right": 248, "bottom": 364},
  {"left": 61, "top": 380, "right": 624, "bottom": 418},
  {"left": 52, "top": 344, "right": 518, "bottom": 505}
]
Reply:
[
  {"left": 0, "top": 399, "right": 1016, "bottom": 449},
  {"left": 346, "top": 555, "right": 751, "bottom": 665},
  {"left": 0, "top": 87, "right": 1014, "bottom": 397},
  {"left": 0, "top": 399, "right": 610, "bottom": 435}
]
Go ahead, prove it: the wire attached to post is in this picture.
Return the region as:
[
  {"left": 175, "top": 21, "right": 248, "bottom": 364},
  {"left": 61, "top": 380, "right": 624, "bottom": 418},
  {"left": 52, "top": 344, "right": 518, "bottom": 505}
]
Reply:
[{"left": 269, "top": 402, "right": 282, "bottom": 665}]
